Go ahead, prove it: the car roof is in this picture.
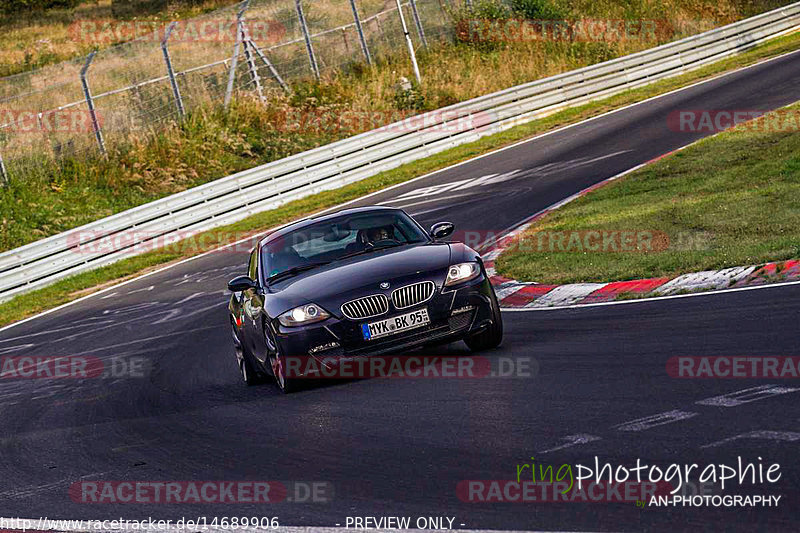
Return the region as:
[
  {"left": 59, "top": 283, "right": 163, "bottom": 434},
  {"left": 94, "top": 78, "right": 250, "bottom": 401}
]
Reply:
[{"left": 258, "top": 205, "right": 404, "bottom": 247}]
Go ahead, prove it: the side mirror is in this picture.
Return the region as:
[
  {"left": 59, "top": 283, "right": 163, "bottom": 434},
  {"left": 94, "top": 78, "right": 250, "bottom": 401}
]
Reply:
[
  {"left": 228, "top": 275, "right": 257, "bottom": 292},
  {"left": 430, "top": 221, "right": 455, "bottom": 240}
]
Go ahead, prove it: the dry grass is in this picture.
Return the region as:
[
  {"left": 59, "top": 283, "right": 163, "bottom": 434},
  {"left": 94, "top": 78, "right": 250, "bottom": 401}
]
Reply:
[{"left": 0, "top": 0, "right": 241, "bottom": 77}]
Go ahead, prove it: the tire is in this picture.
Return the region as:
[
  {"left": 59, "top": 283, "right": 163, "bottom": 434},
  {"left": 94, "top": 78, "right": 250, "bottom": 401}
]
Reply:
[
  {"left": 464, "top": 288, "right": 503, "bottom": 352},
  {"left": 231, "top": 318, "right": 263, "bottom": 386},
  {"left": 265, "top": 326, "right": 301, "bottom": 394}
]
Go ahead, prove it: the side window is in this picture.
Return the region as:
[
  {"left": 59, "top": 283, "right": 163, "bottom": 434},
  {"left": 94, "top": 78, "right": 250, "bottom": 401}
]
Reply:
[{"left": 248, "top": 249, "right": 258, "bottom": 281}]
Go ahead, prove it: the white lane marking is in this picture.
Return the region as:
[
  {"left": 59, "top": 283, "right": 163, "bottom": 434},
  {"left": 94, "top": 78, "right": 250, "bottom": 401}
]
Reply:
[
  {"left": 451, "top": 171, "right": 505, "bottom": 189},
  {"left": 526, "top": 283, "right": 607, "bottom": 307},
  {"left": 614, "top": 410, "right": 698, "bottom": 432},
  {"left": 382, "top": 177, "right": 474, "bottom": 203},
  {"left": 75, "top": 325, "right": 221, "bottom": 355},
  {"left": 381, "top": 191, "right": 476, "bottom": 210},
  {"left": 387, "top": 151, "right": 632, "bottom": 204},
  {"left": 655, "top": 266, "right": 757, "bottom": 295},
  {"left": 100, "top": 291, "right": 118, "bottom": 299},
  {"left": 0, "top": 320, "right": 115, "bottom": 344},
  {"left": 149, "top": 300, "right": 223, "bottom": 325},
  {"left": 539, "top": 434, "right": 601, "bottom": 453},
  {"left": 3, "top": 48, "right": 799, "bottom": 335},
  {"left": 174, "top": 292, "right": 207, "bottom": 305},
  {"left": 499, "top": 279, "right": 800, "bottom": 312},
  {"left": 126, "top": 285, "right": 154, "bottom": 295},
  {"left": 701, "top": 430, "right": 800, "bottom": 449},
  {"left": 0, "top": 344, "right": 34, "bottom": 355},
  {"left": 696, "top": 385, "right": 800, "bottom": 407}
]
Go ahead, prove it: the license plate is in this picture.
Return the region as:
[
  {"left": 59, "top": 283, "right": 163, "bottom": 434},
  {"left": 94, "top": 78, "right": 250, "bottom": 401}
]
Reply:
[{"left": 362, "top": 308, "right": 430, "bottom": 340}]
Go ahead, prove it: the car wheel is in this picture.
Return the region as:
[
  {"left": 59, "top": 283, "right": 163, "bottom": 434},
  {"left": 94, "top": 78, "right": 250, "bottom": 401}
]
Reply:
[
  {"left": 464, "top": 288, "right": 503, "bottom": 352},
  {"left": 231, "top": 318, "right": 262, "bottom": 386},
  {"left": 265, "top": 326, "right": 300, "bottom": 394}
]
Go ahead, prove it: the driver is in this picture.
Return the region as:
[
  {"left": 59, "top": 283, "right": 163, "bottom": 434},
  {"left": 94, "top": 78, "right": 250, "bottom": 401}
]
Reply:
[{"left": 365, "top": 226, "right": 392, "bottom": 244}]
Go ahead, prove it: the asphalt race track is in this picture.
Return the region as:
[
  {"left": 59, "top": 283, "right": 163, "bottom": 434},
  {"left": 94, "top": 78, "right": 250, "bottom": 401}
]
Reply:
[{"left": 1, "top": 50, "right": 800, "bottom": 531}]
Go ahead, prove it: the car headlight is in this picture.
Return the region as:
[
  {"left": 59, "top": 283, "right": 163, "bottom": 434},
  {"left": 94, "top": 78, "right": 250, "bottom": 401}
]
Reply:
[
  {"left": 444, "top": 262, "right": 481, "bottom": 286},
  {"left": 278, "top": 303, "right": 330, "bottom": 327}
]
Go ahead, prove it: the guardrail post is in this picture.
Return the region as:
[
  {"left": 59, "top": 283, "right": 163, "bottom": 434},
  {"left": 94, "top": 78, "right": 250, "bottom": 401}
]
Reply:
[
  {"left": 161, "top": 21, "right": 185, "bottom": 118},
  {"left": 409, "top": 0, "right": 427, "bottom": 48},
  {"left": 395, "top": 0, "right": 422, "bottom": 84},
  {"left": 295, "top": 0, "right": 320, "bottom": 80},
  {"left": 80, "top": 51, "right": 105, "bottom": 155},
  {"left": 349, "top": 0, "right": 372, "bottom": 65},
  {"left": 0, "top": 151, "right": 8, "bottom": 186},
  {"left": 225, "top": 0, "right": 249, "bottom": 108},
  {"left": 249, "top": 40, "right": 290, "bottom": 93}
]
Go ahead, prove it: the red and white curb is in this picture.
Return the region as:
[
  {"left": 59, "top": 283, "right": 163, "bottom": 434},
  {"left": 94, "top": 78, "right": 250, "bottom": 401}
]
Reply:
[
  {"left": 487, "top": 259, "right": 800, "bottom": 309},
  {"left": 480, "top": 152, "right": 800, "bottom": 309}
]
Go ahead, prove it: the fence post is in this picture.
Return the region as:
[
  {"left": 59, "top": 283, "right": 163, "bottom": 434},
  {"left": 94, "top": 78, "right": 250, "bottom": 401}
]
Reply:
[
  {"left": 240, "top": 23, "right": 266, "bottom": 102},
  {"left": 161, "top": 21, "right": 185, "bottom": 118},
  {"left": 80, "top": 51, "right": 106, "bottom": 154},
  {"left": 395, "top": 0, "right": 422, "bottom": 84},
  {"left": 409, "top": 0, "right": 428, "bottom": 48},
  {"left": 249, "top": 41, "right": 290, "bottom": 93},
  {"left": 295, "top": 0, "right": 320, "bottom": 79},
  {"left": 349, "top": 0, "right": 372, "bottom": 65},
  {"left": 0, "top": 151, "right": 7, "bottom": 186},
  {"left": 225, "top": 0, "right": 249, "bottom": 108}
]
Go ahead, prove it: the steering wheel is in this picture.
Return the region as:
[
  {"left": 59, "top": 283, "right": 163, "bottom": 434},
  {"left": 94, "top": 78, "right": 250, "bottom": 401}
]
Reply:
[{"left": 369, "top": 238, "right": 402, "bottom": 248}]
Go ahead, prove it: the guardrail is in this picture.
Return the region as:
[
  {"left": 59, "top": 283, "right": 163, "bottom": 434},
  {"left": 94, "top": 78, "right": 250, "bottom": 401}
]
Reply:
[{"left": 1, "top": 2, "right": 799, "bottom": 302}]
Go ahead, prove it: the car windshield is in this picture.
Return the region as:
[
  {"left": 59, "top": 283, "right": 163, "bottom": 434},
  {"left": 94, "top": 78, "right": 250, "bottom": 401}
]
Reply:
[{"left": 261, "top": 210, "right": 429, "bottom": 281}]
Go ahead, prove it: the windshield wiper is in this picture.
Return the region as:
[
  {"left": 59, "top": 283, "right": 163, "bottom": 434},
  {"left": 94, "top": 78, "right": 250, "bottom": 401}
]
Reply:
[
  {"left": 267, "top": 261, "right": 330, "bottom": 284},
  {"left": 337, "top": 242, "right": 405, "bottom": 261}
]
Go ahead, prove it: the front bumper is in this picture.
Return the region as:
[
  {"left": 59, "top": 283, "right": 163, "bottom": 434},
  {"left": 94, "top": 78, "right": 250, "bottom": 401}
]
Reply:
[{"left": 273, "top": 275, "right": 495, "bottom": 375}]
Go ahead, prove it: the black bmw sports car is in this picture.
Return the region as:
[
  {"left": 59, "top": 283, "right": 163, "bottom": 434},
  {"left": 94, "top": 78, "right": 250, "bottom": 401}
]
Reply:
[{"left": 227, "top": 206, "right": 502, "bottom": 393}]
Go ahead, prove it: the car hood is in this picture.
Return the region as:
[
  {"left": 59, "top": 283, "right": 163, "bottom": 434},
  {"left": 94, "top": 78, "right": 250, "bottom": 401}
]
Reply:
[{"left": 266, "top": 242, "right": 452, "bottom": 317}]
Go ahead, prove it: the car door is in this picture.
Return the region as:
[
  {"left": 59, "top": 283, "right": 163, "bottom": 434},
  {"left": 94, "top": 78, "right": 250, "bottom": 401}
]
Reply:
[{"left": 242, "top": 247, "right": 267, "bottom": 364}]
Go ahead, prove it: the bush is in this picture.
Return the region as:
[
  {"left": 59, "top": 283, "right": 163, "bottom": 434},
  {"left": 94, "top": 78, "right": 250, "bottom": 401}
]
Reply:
[
  {"left": 469, "top": 0, "right": 513, "bottom": 21},
  {"left": 510, "top": 0, "right": 565, "bottom": 20}
]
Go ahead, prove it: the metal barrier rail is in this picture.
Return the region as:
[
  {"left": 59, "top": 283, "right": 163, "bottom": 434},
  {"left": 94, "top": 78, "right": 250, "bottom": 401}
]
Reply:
[{"left": 1, "top": 2, "right": 798, "bottom": 302}]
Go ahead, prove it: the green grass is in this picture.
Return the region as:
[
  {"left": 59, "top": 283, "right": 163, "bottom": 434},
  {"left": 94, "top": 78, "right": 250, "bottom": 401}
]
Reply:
[
  {"left": 495, "top": 103, "right": 800, "bottom": 285},
  {"left": 1, "top": 30, "right": 800, "bottom": 327}
]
